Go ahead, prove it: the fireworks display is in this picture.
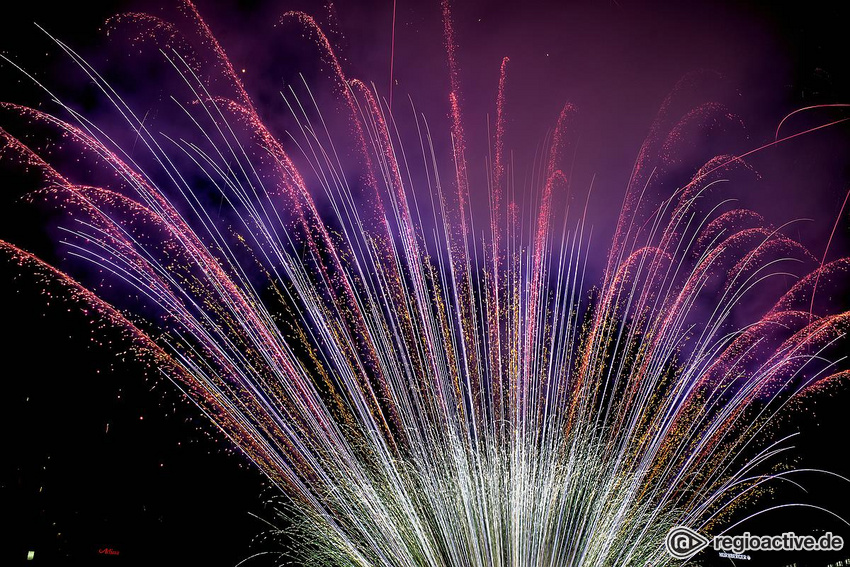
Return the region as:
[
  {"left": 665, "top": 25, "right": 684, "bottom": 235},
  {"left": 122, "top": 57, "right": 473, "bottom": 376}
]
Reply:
[{"left": 1, "top": 1, "right": 849, "bottom": 565}]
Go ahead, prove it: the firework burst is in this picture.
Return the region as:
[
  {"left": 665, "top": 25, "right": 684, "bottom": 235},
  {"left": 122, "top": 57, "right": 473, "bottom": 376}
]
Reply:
[{"left": 1, "top": 1, "right": 849, "bottom": 566}]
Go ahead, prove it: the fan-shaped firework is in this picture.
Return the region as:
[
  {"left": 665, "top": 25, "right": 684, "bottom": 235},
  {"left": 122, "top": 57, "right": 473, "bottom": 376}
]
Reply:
[{"left": 1, "top": 1, "right": 849, "bottom": 566}]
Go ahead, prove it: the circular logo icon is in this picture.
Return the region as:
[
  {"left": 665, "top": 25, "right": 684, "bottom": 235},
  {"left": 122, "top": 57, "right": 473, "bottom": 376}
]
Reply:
[{"left": 665, "top": 526, "right": 711, "bottom": 560}]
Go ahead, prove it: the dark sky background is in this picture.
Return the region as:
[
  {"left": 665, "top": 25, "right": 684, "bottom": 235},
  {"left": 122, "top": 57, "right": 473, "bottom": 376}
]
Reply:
[{"left": 1, "top": 0, "right": 850, "bottom": 566}]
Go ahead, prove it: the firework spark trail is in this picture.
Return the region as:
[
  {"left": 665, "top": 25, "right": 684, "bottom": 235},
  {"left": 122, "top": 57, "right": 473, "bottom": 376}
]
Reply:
[{"left": 2, "top": 1, "right": 850, "bottom": 566}]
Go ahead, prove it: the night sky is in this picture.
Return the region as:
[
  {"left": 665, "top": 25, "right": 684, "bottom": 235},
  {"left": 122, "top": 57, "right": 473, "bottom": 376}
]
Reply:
[{"left": 2, "top": 1, "right": 850, "bottom": 566}]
